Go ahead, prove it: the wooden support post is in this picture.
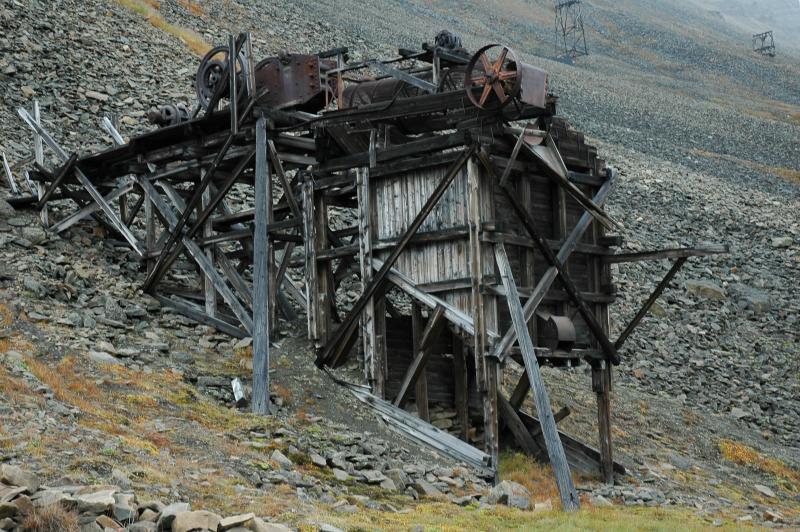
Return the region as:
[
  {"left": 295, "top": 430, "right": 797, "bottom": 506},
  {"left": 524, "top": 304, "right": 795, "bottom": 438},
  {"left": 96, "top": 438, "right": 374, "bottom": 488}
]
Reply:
[
  {"left": 453, "top": 334, "right": 468, "bottom": 439},
  {"left": 33, "top": 101, "right": 48, "bottom": 227},
  {"left": 201, "top": 175, "right": 217, "bottom": 318},
  {"left": 411, "top": 304, "right": 430, "bottom": 421},
  {"left": 373, "top": 296, "right": 387, "bottom": 399},
  {"left": 267, "top": 161, "right": 277, "bottom": 336},
  {"left": 252, "top": 116, "right": 270, "bottom": 415},
  {"left": 394, "top": 305, "right": 446, "bottom": 408},
  {"left": 593, "top": 362, "right": 613, "bottom": 483},
  {"left": 495, "top": 242, "right": 579, "bottom": 511},
  {"left": 315, "top": 189, "right": 332, "bottom": 342},
  {"left": 467, "top": 155, "right": 498, "bottom": 473},
  {"left": 357, "top": 167, "right": 378, "bottom": 387},
  {"left": 302, "top": 179, "right": 320, "bottom": 344},
  {"left": 145, "top": 184, "right": 156, "bottom": 274}
]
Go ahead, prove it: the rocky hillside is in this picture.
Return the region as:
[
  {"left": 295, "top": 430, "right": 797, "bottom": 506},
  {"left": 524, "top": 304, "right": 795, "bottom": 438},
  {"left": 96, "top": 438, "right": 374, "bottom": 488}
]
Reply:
[{"left": 0, "top": 0, "right": 798, "bottom": 530}]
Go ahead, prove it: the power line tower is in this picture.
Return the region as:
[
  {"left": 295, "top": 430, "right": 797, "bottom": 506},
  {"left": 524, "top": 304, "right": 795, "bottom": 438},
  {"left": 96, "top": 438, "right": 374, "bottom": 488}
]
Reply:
[
  {"left": 554, "top": 0, "right": 588, "bottom": 60},
  {"left": 752, "top": 31, "right": 776, "bottom": 57}
]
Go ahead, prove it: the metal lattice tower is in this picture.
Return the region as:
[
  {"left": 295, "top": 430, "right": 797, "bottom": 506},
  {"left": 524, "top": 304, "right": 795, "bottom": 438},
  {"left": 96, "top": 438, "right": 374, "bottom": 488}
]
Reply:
[
  {"left": 554, "top": 0, "right": 588, "bottom": 60},
  {"left": 752, "top": 31, "right": 776, "bottom": 57}
]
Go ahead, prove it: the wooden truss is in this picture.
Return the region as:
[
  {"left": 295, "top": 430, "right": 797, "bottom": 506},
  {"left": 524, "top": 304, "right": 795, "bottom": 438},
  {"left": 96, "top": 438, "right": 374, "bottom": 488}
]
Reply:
[{"left": 14, "top": 32, "right": 728, "bottom": 509}]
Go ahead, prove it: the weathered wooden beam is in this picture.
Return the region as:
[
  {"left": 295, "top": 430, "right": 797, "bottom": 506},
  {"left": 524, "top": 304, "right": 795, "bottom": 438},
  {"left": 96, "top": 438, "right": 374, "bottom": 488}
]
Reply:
[
  {"left": 498, "top": 392, "right": 545, "bottom": 458},
  {"left": 252, "top": 117, "right": 271, "bottom": 415},
  {"left": 523, "top": 135, "right": 618, "bottom": 230},
  {"left": 602, "top": 244, "right": 728, "bottom": 264},
  {"left": 17, "top": 108, "right": 143, "bottom": 255},
  {"left": 135, "top": 175, "right": 254, "bottom": 333},
  {"left": 370, "top": 259, "right": 499, "bottom": 340},
  {"left": 318, "top": 131, "right": 467, "bottom": 173},
  {"left": 37, "top": 153, "right": 77, "bottom": 207},
  {"left": 411, "top": 304, "right": 430, "bottom": 422},
  {"left": 316, "top": 145, "right": 474, "bottom": 368},
  {"left": 614, "top": 257, "right": 688, "bottom": 350},
  {"left": 48, "top": 181, "right": 132, "bottom": 234},
  {"left": 593, "top": 364, "right": 614, "bottom": 483},
  {"left": 453, "top": 335, "right": 468, "bottom": 439},
  {"left": 394, "top": 305, "right": 446, "bottom": 408},
  {"left": 529, "top": 406, "right": 571, "bottom": 439},
  {"left": 495, "top": 243, "right": 579, "bottom": 511},
  {"left": 151, "top": 294, "right": 246, "bottom": 338}
]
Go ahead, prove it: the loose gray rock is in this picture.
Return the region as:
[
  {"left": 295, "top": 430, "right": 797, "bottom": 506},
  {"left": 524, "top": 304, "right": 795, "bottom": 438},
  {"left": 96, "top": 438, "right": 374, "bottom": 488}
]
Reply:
[
  {"left": 0, "top": 465, "right": 40, "bottom": 493},
  {"left": 486, "top": 480, "right": 531, "bottom": 510}
]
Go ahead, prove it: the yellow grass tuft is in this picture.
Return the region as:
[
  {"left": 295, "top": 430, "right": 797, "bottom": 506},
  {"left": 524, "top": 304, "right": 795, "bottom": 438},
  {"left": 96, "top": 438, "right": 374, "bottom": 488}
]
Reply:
[
  {"left": 498, "top": 451, "right": 560, "bottom": 505},
  {"left": 21, "top": 503, "right": 80, "bottom": 532},
  {"left": 25, "top": 355, "right": 101, "bottom": 413},
  {"left": 178, "top": 0, "right": 205, "bottom": 16},
  {"left": 718, "top": 439, "right": 800, "bottom": 488},
  {"left": 692, "top": 149, "right": 800, "bottom": 184}
]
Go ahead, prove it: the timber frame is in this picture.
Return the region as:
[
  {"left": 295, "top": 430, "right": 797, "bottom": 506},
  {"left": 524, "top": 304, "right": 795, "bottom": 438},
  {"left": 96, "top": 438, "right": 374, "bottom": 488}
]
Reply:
[{"left": 13, "top": 32, "right": 727, "bottom": 509}]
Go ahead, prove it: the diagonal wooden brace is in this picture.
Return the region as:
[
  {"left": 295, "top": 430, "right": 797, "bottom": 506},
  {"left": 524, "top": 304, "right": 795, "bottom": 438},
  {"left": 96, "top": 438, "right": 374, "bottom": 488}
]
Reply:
[
  {"left": 614, "top": 257, "right": 688, "bottom": 350},
  {"left": 17, "top": 108, "right": 142, "bottom": 255},
  {"left": 316, "top": 145, "right": 475, "bottom": 369},
  {"left": 495, "top": 243, "right": 579, "bottom": 511},
  {"left": 477, "top": 151, "right": 617, "bottom": 363}
]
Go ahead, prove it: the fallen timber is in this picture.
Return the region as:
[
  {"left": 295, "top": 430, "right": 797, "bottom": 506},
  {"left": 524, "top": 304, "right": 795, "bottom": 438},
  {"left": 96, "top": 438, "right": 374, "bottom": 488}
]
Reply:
[{"left": 11, "top": 31, "right": 729, "bottom": 508}]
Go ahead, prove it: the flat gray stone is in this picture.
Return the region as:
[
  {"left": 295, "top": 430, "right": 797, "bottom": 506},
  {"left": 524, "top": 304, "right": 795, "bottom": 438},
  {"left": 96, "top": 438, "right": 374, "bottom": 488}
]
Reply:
[{"left": 0, "top": 465, "right": 40, "bottom": 492}]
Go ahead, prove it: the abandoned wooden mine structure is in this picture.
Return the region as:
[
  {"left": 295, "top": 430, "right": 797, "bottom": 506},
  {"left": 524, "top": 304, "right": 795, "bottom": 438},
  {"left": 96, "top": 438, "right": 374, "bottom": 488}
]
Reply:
[{"left": 11, "top": 31, "right": 726, "bottom": 509}]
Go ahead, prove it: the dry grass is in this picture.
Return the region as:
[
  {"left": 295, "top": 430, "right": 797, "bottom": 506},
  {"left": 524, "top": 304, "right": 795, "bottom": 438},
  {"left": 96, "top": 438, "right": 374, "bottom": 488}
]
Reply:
[
  {"left": 114, "top": 0, "right": 211, "bottom": 56},
  {"left": 177, "top": 0, "right": 205, "bottom": 16},
  {"left": 718, "top": 439, "right": 800, "bottom": 488},
  {"left": 21, "top": 504, "right": 80, "bottom": 532},
  {"left": 0, "top": 303, "right": 13, "bottom": 328},
  {"left": 294, "top": 501, "right": 745, "bottom": 531},
  {"left": 498, "top": 452, "right": 560, "bottom": 505},
  {"left": 0, "top": 364, "right": 28, "bottom": 400},
  {"left": 692, "top": 149, "right": 800, "bottom": 184},
  {"left": 25, "top": 355, "right": 101, "bottom": 413}
]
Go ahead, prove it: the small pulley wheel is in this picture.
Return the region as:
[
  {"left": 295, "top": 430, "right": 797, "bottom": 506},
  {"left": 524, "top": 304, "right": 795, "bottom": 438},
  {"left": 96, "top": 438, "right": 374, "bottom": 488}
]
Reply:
[{"left": 195, "top": 45, "right": 246, "bottom": 109}]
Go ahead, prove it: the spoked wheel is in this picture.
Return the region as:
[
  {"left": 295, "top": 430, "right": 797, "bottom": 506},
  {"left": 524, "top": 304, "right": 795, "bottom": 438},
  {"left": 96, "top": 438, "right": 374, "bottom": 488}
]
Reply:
[
  {"left": 195, "top": 45, "right": 246, "bottom": 109},
  {"left": 464, "top": 44, "right": 521, "bottom": 109}
]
